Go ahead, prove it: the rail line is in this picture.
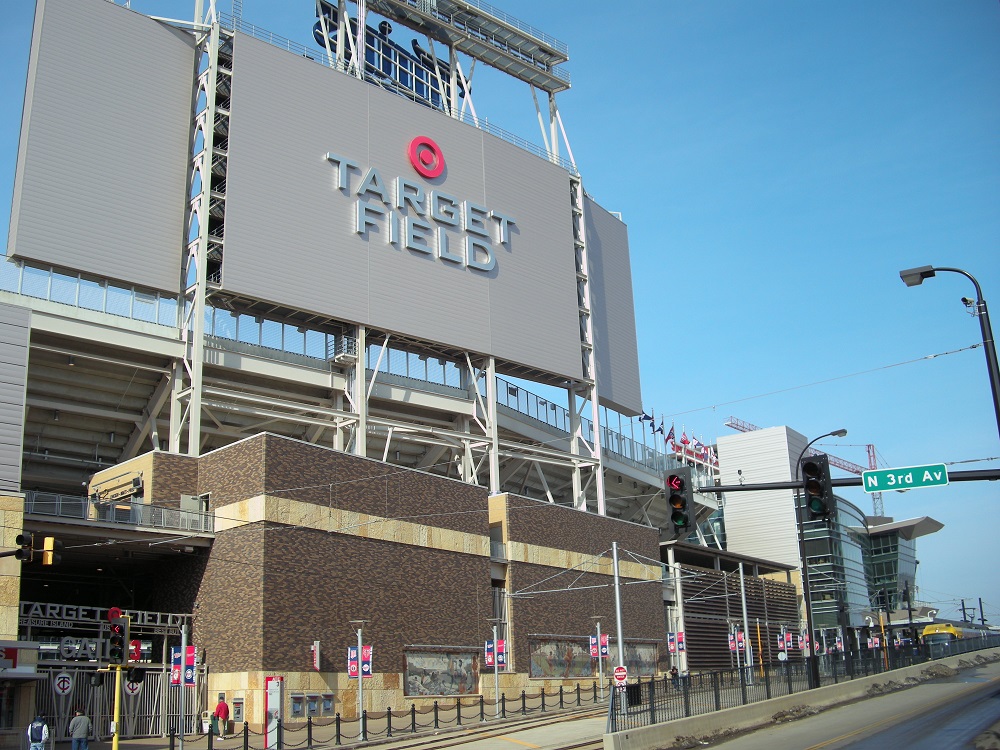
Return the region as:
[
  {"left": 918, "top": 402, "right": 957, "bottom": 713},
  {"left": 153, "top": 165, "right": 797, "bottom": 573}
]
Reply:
[{"left": 337, "top": 707, "right": 607, "bottom": 750}]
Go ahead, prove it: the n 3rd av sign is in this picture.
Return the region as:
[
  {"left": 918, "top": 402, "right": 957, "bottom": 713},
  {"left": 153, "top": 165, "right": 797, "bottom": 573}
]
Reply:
[{"left": 861, "top": 464, "right": 948, "bottom": 494}]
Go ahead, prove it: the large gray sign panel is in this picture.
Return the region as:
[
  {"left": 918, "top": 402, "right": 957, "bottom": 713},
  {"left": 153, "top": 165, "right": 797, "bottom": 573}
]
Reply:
[
  {"left": 0, "top": 303, "right": 30, "bottom": 493},
  {"left": 7, "top": 0, "right": 195, "bottom": 294},
  {"left": 585, "top": 197, "right": 642, "bottom": 415},
  {"left": 221, "top": 34, "right": 583, "bottom": 381}
]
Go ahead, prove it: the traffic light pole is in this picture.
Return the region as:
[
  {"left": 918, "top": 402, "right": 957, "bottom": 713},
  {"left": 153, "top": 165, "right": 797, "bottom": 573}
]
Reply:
[{"left": 112, "top": 664, "right": 122, "bottom": 750}]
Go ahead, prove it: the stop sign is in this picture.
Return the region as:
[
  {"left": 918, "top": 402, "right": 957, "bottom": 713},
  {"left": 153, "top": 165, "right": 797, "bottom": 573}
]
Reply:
[{"left": 613, "top": 665, "right": 627, "bottom": 685}]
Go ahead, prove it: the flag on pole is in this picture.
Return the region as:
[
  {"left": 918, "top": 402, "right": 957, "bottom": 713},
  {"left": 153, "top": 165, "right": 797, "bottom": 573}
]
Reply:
[{"left": 665, "top": 424, "right": 675, "bottom": 443}]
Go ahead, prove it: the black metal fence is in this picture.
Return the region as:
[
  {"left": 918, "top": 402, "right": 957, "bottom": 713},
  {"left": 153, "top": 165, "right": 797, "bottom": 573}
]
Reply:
[
  {"left": 608, "top": 634, "right": 1000, "bottom": 732},
  {"left": 172, "top": 682, "right": 607, "bottom": 750}
]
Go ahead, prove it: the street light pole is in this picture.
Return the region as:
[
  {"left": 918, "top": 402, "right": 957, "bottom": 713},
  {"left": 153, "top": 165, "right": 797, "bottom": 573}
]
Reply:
[
  {"left": 795, "top": 428, "right": 847, "bottom": 690},
  {"left": 900, "top": 265, "right": 1000, "bottom": 442}
]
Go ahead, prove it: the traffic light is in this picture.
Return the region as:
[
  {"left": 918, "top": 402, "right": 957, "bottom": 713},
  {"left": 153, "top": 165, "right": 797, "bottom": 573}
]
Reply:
[
  {"left": 126, "top": 667, "right": 142, "bottom": 683},
  {"left": 89, "top": 672, "right": 104, "bottom": 687},
  {"left": 109, "top": 616, "right": 129, "bottom": 665},
  {"left": 666, "top": 466, "right": 693, "bottom": 532},
  {"left": 801, "top": 454, "right": 834, "bottom": 520},
  {"left": 14, "top": 533, "right": 35, "bottom": 562},
  {"left": 41, "top": 537, "right": 62, "bottom": 566}
]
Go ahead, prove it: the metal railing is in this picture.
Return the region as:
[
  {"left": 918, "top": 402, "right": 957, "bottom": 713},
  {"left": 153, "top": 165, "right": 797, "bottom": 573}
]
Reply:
[
  {"left": 2, "top": 257, "right": 668, "bottom": 476},
  {"left": 24, "top": 492, "right": 215, "bottom": 534},
  {"left": 608, "top": 634, "right": 1000, "bottom": 732}
]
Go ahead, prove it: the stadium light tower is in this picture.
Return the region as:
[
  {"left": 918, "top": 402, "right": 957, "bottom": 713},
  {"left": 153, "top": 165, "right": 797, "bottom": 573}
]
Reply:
[
  {"left": 899, "top": 265, "right": 1000, "bottom": 442},
  {"left": 795, "top": 428, "right": 847, "bottom": 690}
]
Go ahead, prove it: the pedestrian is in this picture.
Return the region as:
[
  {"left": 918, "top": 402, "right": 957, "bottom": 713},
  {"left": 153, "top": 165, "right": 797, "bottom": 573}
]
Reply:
[
  {"left": 27, "top": 715, "right": 48, "bottom": 750},
  {"left": 669, "top": 665, "right": 679, "bottom": 689},
  {"left": 68, "top": 709, "right": 92, "bottom": 750},
  {"left": 214, "top": 695, "right": 230, "bottom": 739}
]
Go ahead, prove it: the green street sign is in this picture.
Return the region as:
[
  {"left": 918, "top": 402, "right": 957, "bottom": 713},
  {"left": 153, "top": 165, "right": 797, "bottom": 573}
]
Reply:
[{"left": 861, "top": 464, "right": 948, "bottom": 494}]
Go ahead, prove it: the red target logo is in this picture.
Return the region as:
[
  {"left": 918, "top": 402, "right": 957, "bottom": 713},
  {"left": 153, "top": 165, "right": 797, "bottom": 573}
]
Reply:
[{"left": 408, "top": 136, "right": 445, "bottom": 179}]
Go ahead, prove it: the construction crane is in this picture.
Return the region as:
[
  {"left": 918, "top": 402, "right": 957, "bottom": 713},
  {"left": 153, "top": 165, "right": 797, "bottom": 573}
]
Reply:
[{"left": 723, "top": 416, "right": 884, "bottom": 516}]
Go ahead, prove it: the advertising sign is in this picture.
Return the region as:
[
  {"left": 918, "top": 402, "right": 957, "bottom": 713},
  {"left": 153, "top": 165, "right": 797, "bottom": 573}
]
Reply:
[
  {"left": 347, "top": 646, "right": 359, "bottom": 678},
  {"left": 667, "top": 633, "right": 676, "bottom": 654},
  {"left": 361, "top": 644, "right": 373, "bottom": 678},
  {"left": 676, "top": 632, "right": 685, "bottom": 652},
  {"left": 484, "top": 640, "right": 494, "bottom": 667}
]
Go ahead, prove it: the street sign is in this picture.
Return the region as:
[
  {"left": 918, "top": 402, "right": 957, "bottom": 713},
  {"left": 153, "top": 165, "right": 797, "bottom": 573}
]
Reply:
[
  {"left": 861, "top": 464, "right": 948, "bottom": 493},
  {"left": 613, "top": 665, "right": 627, "bottom": 685}
]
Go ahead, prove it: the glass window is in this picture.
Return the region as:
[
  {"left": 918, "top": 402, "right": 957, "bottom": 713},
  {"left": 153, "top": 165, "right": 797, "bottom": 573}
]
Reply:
[
  {"left": 158, "top": 296, "right": 178, "bottom": 327},
  {"left": 79, "top": 277, "right": 105, "bottom": 311},
  {"left": 50, "top": 271, "right": 78, "bottom": 305},
  {"left": 106, "top": 284, "right": 132, "bottom": 317},
  {"left": 134, "top": 290, "right": 157, "bottom": 323},
  {"left": 21, "top": 265, "right": 50, "bottom": 299}
]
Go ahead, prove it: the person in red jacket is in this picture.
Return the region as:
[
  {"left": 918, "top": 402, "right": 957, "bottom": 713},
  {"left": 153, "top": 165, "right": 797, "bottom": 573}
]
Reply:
[{"left": 214, "top": 697, "right": 230, "bottom": 739}]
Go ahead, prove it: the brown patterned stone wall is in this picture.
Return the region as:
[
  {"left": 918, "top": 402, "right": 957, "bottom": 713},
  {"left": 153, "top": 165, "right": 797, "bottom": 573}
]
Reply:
[
  {"left": 198, "top": 436, "right": 267, "bottom": 508},
  {"left": 193, "top": 525, "right": 494, "bottom": 675},
  {"left": 505, "top": 495, "right": 659, "bottom": 558},
  {"left": 150, "top": 452, "right": 199, "bottom": 507},
  {"left": 508, "top": 561, "right": 664, "bottom": 671},
  {"left": 191, "top": 523, "right": 267, "bottom": 672}
]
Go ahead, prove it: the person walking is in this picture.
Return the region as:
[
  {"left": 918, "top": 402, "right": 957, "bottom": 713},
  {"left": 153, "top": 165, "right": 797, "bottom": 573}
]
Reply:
[
  {"left": 27, "top": 715, "right": 48, "bottom": 750},
  {"left": 214, "top": 696, "right": 230, "bottom": 739},
  {"left": 68, "top": 709, "right": 92, "bottom": 750}
]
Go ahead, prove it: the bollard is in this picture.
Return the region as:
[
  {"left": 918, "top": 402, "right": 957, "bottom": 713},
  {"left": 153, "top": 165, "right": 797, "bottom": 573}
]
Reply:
[
  {"left": 541, "top": 689, "right": 546, "bottom": 712},
  {"left": 576, "top": 683, "right": 581, "bottom": 707},
  {"left": 386, "top": 707, "right": 392, "bottom": 738},
  {"left": 479, "top": 695, "right": 485, "bottom": 722},
  {"left": 361, "top": 710, "right": 368, "bottom": 742},
  {"left": 307, "top": 716, "right": 313, "bottom": 749},
  {"left": 277, "top": 718, "right": 283, "bottom": 749},
  {"left": 433, "top": 701, "right": 439, "bottom": 729},
  {"left": 501, "top": 693, "right": 507, "bottom": 719},
  {"left": 411, "top": 704, "right": 417, "bottom": 733},
  {"left": 334, "top": 714, "right": 341, "bottom": 746},
  {"left": 559, "top": 685, "right": 564, "bottom": 709},
  {"left": 592, "top": 681, "right": 597, "bottom": 703},
  {"left": 521, "top": 690, "right": 526, "bottom": 716},
  {"left": 243, "top": 721, "right": 249, "bottom": 750},
  {"left": 456, "top": 698, "right": 462, "bottom": 726},
  {"left": 208, "top": 725, "right": 214, "bottom": 750},
  {"left": 169, "top": 727, "right": 176, "bottom": 750}
]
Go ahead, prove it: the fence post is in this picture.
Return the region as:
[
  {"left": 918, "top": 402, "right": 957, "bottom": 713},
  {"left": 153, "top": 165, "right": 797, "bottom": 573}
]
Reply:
[
  {"left": 411, "top": 704, "right": 416, "bottom": 733},
  {"left": 739, "top": 666, "right": 748, "bottom": 705},
  {"left": 763, "top": 662, "right": 772, "bottom": 699},
  {"left": 785, "top": 661, "right": 793, "bottom": 694},
  {"left": 711, "top": 670, "right": 721, "bottom": 712},
  {"left": 307, "top": 716, "right": 313, "bottom": 749},
  {"left": 682, "top": 673, "right": 692, "bottom": 717},
  {"left": 334, "top": 714, "right": 341, "bottom": 746},
  {"left": 433, "top": 701, "right": 439, "bottom": 729},
  {"left": 386, "top": 707, "right": 392, "bottom": 738},
  {"left": 647, "top": 677, "right": 656, "bottom": 725},
  {"left": 456, "top": 698, "right": 462, "bottom": 726},
  {"left": 521, "top": 690, "right": 527, "bottom": 716}
]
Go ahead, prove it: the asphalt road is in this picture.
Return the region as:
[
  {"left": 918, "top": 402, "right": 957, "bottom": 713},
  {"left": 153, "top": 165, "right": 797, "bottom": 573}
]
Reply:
[{"left": 710, "top": 659, "right": 1000, "bottom": 750}]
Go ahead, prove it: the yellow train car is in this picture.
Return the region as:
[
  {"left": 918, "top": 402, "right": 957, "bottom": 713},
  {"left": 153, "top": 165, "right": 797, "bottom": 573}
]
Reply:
[{"left": 920, "top": 623, "right": 963, "bottom": 645}]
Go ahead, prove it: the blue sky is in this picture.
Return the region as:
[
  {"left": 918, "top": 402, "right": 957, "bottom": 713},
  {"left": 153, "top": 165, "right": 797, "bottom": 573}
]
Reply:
[{"left": 2, "top": 1, "right": 998, "bottom": 623}]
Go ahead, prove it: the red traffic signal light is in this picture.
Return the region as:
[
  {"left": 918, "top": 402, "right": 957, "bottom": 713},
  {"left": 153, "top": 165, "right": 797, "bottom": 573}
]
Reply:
[
  {"left": 109, "top": 616, "right": 129, "bottom": 665},
  {"left": 666, "top": 467, "right": 693, "bottom": 532},
  {"left": 802, "top": 454, "right": 834, "bottom": 520}
]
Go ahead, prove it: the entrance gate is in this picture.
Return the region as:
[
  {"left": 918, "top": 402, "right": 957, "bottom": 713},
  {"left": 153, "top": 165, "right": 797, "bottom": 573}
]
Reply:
[{"left": 35, "top": 665, "right": 208, "bottom": 740}]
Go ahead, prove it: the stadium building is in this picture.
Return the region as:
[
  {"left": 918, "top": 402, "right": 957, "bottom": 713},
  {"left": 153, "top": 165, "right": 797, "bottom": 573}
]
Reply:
[
  {"left": 0, "top": 0, "right": 934, "bottom": 741},
  {"left": 1, "top": 0, "right": 713, "bottom": 739}
]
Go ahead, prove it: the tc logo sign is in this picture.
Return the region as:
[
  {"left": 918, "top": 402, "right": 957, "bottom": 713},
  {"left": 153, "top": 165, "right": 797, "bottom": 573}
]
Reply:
[{"left": 408, "top": 136, "right": 445, "bottom": 178}]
